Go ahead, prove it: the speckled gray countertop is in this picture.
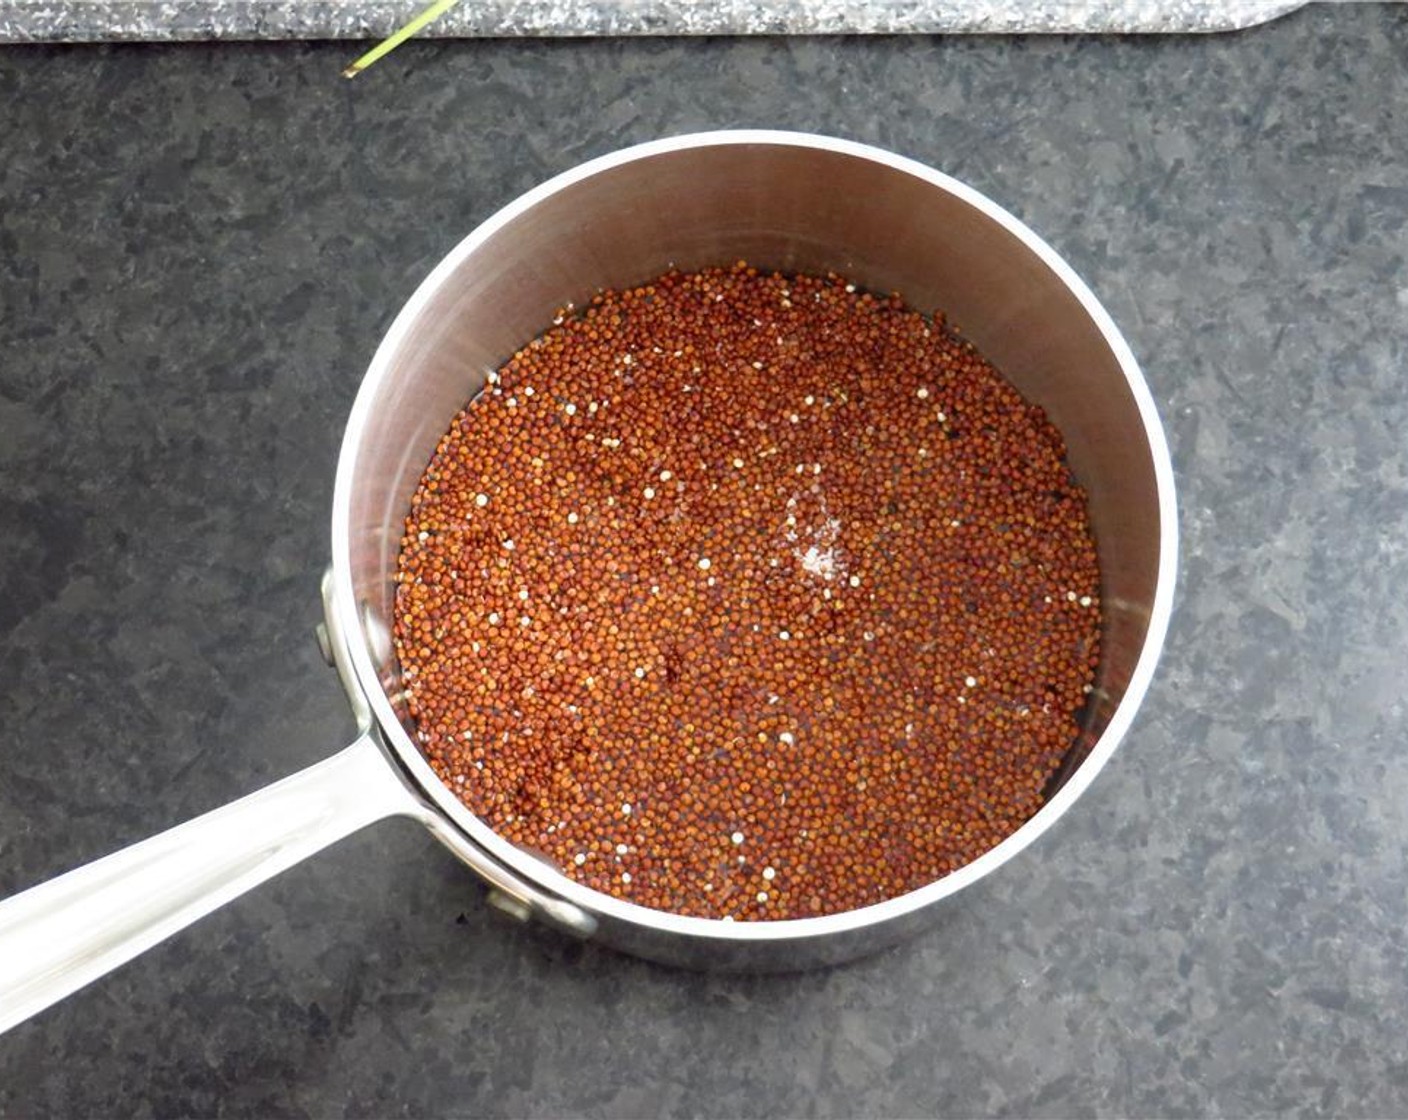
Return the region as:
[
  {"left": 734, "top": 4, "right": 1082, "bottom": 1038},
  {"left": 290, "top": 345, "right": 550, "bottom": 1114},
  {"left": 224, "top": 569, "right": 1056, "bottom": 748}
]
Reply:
[
  {"left": 1, "top": 0, "right": 1312, "bottom": 42},
  {"left": 3, "top": 4, "right": 1408, "bottom": 1117}
]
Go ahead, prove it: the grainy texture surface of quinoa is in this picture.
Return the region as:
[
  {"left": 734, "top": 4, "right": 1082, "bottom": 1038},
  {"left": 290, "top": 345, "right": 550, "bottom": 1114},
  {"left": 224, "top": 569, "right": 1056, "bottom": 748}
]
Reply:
[{"left": 394, "top": 264, "right": 1101, "bottom": 920}]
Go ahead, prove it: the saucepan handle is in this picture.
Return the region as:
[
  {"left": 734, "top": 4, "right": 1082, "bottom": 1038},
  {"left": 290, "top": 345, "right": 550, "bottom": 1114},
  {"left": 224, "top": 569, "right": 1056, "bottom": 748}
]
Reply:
[{"left": 0, "top": 733, "right": 415, "bottom": 1034}]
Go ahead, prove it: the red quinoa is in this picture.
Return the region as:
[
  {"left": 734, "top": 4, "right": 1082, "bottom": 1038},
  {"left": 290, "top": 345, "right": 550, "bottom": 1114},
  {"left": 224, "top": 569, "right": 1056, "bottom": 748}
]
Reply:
[{"left": 393, "top": 264, "right": 1101, "bottom": 920}]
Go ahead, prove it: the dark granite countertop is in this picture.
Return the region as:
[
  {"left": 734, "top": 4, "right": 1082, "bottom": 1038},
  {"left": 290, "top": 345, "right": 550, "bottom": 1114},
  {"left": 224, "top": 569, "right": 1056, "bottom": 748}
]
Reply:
[{"left": 2, "top": 6, "right": 1407, "bottom": 1116}]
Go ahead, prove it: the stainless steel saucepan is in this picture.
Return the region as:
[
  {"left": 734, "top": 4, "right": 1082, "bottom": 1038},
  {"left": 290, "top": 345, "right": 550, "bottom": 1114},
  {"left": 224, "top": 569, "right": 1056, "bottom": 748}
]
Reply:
[{"left": 0, "top": 131, "right": 1177, "bottom": 1033}]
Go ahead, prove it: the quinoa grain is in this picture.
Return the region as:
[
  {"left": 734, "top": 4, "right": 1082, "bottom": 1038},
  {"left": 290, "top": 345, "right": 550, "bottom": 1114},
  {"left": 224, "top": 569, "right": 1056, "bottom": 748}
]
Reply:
[{"left": 394, "top": 264, "right": 1101, "bottom": 921}]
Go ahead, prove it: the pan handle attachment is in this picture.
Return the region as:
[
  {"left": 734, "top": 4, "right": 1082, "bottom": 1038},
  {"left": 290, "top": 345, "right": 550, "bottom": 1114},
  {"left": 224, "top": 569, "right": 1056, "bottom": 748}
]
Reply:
[
  {"left": 0, "top": 567, "right": 601, "bottom": 1035},
  {"left": 0, "top": 734, "right": 417, "bottom": 1035},
  {"left": 0, "top": 730, "right": 599, "bottom": 1036}
]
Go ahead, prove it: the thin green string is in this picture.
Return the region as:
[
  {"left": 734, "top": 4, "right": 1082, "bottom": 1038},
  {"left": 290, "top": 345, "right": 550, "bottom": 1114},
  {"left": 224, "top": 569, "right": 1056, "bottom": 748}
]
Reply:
[{"left": 343, "top": 0, "right": 462, "bottom": 78}]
